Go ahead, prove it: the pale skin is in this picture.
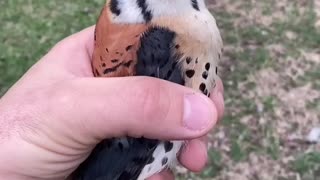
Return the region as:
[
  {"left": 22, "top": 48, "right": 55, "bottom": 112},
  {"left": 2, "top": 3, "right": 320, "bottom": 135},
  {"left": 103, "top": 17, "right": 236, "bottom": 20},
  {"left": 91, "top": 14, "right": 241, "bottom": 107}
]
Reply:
[{"left": 0, "top": 26, "right": 224, "bottom": 180}]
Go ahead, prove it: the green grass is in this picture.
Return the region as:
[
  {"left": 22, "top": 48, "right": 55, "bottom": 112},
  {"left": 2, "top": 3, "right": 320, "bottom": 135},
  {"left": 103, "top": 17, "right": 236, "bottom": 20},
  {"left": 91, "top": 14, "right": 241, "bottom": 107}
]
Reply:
[
  {"left": 292, "top": 152, "right": 320, "bottom": 177},
  {"left": 1, "top": 0, "right": 320, "bottom": 179},
  {"left": 0, "top": 0, "right": 105, "bottom": 95}
]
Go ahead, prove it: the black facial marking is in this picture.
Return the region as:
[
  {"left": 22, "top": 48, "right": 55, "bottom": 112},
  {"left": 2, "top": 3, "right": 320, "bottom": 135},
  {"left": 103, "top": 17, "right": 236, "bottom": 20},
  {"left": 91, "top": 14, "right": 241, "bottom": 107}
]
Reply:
[
  {"left": 195, "top": 58, "right": 199, "bottom": 64},
  {"left": 186, "top": 70, "right": 195, "bottom": 78},
  {"left": 186, "top": 57, "right": 192, "bottom": 64},
  {"left": 102, "top": 63, "right": 106, "bottom": 67},
  {"left": 136, "top": 27, "right": 185, "bottom": 85},
  {"left": 216, "top": 67, "right": 218, "bottom": 74},
  {"left": 202, "top": 71, "right": 208, "bottom": 79},
  {"left": 205, "top": 63, "right": 211, "bottom": 71},
  {"left": 191, "top": 0, "right": 200, "bottom": 11},
  {"left": 164, "top": 142, "right": 174, "bottom": 153},
  {"left": 175, "top": 44, "right": 180, "bottom": 49},
  {"left": 199, "top": 83, "right": 206, "bottom": 93},
  {"left": 106, "top": 48, "right": 109, "bottom": 53},
  {"left": 126, "top": 45, "right": 133, "bottom": 51},
  {"left": 137, "top": 0, "right": 153, "bottom": 22},
  {"left": 162, "top": 157, "right": 168, "bottom": 166},
  {"left": 110, "top": 0, "right": 121, "bottom": 16}
]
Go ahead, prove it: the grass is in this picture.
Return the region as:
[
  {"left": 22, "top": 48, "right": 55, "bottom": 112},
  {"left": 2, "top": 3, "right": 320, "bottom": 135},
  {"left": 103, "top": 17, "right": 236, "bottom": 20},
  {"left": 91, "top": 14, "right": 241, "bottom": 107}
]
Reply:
[
  {"left": 292, "top": 152, "right": 320, "bottom": 178},
  {"left": 1, "top": 0, "right": 320, "bottom": 179},
  {"left": 0, "top": 0, "right": 105, "bottom": 95}
]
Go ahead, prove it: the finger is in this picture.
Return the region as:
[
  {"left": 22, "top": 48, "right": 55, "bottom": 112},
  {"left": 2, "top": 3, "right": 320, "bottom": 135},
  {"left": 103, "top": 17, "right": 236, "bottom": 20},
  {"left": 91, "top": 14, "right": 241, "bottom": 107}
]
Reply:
[
  {"left": 52, "top": 77, "right": 218, "bottom": 144},
  {"left": 148, "top": 170, "right": 174, "bottom": 180},
  {"left": 179, "top": 139, "right": 208, "bottom": 172}
]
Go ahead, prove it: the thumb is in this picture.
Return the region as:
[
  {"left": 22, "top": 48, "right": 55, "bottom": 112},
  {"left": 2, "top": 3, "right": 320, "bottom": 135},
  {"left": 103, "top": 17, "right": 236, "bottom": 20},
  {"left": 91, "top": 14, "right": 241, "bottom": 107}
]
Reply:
[{"left": 53, "top": 77, "right": 218, "bottom": 144}]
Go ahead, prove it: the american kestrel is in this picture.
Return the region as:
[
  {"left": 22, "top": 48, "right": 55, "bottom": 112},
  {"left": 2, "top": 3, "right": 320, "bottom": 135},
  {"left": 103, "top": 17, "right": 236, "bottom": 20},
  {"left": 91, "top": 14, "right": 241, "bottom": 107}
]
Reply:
[{"left": 72, "top": 0, "right": 223, "bottom": 179}]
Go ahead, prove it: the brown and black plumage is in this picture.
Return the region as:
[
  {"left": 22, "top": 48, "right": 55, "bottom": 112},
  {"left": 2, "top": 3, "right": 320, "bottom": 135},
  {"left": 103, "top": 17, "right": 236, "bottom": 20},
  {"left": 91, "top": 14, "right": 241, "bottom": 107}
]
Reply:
[{"left": 72, "top": 0, "right": 223, "bottom": 179}]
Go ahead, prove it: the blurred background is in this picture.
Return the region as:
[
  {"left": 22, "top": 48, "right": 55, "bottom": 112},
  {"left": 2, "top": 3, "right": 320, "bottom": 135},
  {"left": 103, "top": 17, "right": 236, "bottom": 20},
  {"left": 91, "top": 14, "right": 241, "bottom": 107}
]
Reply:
[{"left": 0, "top": 0, "right": 319, "bottom": 179}]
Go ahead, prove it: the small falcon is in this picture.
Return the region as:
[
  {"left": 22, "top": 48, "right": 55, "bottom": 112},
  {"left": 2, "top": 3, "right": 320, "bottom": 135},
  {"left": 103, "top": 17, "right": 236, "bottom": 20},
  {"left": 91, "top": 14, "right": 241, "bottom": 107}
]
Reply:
[{"left": 72, "top": 0, "right": 223, "bottom": 179}]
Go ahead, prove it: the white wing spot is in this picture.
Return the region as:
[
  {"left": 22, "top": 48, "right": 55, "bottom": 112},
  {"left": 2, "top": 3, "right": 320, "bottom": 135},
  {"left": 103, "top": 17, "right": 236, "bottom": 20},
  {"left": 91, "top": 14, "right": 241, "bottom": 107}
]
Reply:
[{"left": 137, "top": 141, "right": 183, "bottom": 180}]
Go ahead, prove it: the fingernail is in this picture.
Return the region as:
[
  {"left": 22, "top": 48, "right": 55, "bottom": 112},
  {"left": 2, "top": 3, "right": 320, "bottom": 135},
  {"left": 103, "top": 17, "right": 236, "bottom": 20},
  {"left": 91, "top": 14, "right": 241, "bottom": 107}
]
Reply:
[{"left": 183, "top": 93, "right": 213, "bottom": 131}]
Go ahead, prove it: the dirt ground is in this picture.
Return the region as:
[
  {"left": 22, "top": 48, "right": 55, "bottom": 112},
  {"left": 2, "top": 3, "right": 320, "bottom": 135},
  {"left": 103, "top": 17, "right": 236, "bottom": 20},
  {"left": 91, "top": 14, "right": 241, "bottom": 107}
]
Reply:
[{"left": 177, "top": 0, "right": 320, "bottom": 179}]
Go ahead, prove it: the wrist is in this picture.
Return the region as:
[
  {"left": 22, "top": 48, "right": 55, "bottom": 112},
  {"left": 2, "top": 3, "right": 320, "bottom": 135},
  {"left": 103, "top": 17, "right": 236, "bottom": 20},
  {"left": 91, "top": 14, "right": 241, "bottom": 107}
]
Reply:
[{"left": 0, "top": 103, "right": 34, "bottom": 180}]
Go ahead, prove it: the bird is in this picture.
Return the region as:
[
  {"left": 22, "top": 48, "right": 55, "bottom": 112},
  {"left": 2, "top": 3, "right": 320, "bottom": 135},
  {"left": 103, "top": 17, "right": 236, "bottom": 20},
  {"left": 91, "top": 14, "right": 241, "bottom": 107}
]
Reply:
[{"left": 71, "top": 0, "right": 223, "bottom": 179}]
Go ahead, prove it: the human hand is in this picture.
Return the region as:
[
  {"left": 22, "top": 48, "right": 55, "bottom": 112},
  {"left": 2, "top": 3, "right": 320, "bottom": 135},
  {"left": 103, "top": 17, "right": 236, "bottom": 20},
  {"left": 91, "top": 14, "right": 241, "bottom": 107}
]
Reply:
[{"left": 0, "top": 26, "right": 224, "bottom": 180}]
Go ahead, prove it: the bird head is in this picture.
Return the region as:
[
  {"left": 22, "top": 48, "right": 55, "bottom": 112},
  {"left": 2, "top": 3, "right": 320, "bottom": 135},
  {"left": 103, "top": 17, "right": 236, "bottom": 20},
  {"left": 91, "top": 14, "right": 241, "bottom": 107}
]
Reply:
[{"left": 107, "top": 0, "right": 208, "bottom": 24}]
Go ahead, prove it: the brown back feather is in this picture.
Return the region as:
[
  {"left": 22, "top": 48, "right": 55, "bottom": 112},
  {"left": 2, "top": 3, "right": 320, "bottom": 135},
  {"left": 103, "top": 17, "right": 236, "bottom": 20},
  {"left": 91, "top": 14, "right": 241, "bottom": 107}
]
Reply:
[{"left": 92, "top": 5, "right": 148, "bottom": 77}]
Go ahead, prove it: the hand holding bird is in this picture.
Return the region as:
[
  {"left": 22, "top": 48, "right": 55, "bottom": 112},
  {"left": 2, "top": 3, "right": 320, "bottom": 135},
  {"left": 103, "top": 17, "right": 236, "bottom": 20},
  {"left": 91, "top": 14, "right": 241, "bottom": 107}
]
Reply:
[{"left": 0, "top": 26, "right": 224, "bottom": 180}]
